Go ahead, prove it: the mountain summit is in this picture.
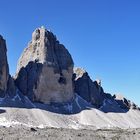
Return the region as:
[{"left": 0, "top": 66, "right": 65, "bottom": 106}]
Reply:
[
  {"left": 15, "top": 27, "right": 74, "bottom": 104},
  {"left": 0, "top": 35, "right": 9, "bottom": 96}
]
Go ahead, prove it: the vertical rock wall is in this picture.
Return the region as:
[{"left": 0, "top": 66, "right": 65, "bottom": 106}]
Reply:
[
  {"left": 15, "top": 27, "right": 74, "bottom": 104},
  {"left": 0, "top": 35, "right": 9, "bottom": 97},
  {"left": 73, "top": 68, "right": 105, "bottom": 108}
]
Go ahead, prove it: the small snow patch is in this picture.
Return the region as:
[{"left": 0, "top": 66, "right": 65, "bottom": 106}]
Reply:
[
  {"left": 12, "top": 94, "right": 22, "bottom": 101},
  {"left": 24, "top": 96, "right": 36, "bottom": 108},
  {"left": 0, "top": 97, "right": 5, "bottom": 103},
  {"left": 75, "top": 96, "right": 81, "bottom": 110}
]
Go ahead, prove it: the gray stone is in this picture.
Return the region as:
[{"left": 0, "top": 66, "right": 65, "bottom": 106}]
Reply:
[
  {"left": 0, "top": 35, "right": 9, "bottom": 97},
  {"left": 15, "top": 27, "right": 74, "bottom": 104},
  {"left": 113, "top": 94, "right": 140, "bottom": 110},
  {"left": 7, "top": 75, "right": 17, "bottom": 97},
  {"left": 73, "top": 68, "right": 105, "bottom": 108},
  {"left": 73, "top": 68, "right": 140, "bottom": 111}
]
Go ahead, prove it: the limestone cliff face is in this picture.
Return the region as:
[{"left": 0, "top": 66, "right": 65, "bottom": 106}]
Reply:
[
  {"left": 73, "top": 68, "right": 105, "bottom": 108},
  {"left": 15, "top": 27, "right": 74, "bottom": 104},
  {"left": 73, "top": 67, "right": 140, "bottom": 111},
  {"left": 113, "top": 94, "right": 140, "bottom": 110},
  {"left": 0, "top": 35, "right": 9, "bottom": 97}
]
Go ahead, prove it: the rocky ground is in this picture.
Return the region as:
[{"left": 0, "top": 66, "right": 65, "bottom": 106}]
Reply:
[{"left": 0, "top": 126, "right": 140, "bottom": 140}]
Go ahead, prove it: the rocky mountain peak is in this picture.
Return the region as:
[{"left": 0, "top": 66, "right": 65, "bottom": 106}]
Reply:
[
  {"left": 73, "top": 67, "right": 87, "bottom": 80},
  {"left": 0, "top": 35, "right": 16, "bottom": 98},
  {"left": 73, "top": 67, "right": 140, "bottom": 112},
  {"left": 0, "top": 35, "right": 9, "bottom": 96},
  {"left": 73, "top": 67, "right": 105, "bottom": 107},
  {"left": 113, "top": 94, "right": 140, "bottom": 110},
  {"left": 17, "top": 27, "right": 73, "bottom": 72},
  {"left": 15, "top": 27, "right": 74, "bottom": 104},
  {"left": 95, "top": 79, "right": 101, "bottom": 86},
  {"left": 31, "top": 27, "right": 56, "bottom": 44}
]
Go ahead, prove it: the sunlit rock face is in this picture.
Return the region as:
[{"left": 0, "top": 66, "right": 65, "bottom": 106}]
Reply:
[
  {"left": 0, "top": 35, "right": 9, "bottom": 97},
  {"left": 15, "top": 27, "right": 74, "bottom": 104}
]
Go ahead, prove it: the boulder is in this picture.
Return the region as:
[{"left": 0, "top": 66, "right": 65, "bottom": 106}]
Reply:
[
  {"left": 15, "top": 27, "right": 74, "bottom": 104},
  {"left": 73, "top": 68, "right": 105, "bottom": 108},
  {"left": 0, "top": 35, "right": 9, "bottom": 97}
]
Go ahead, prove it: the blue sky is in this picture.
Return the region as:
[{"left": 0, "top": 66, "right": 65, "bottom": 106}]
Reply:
[{"left": 0, "top": 0, "right": 140, "bottom": 105}]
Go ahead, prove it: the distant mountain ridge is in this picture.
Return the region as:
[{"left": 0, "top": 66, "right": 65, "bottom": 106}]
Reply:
[{"left": 73, "top": 67, "right": 140, "bottom": 112}]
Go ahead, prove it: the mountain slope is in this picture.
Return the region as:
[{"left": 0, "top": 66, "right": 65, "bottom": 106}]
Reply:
[
  {"left": 0, "top": 27, "right": 140, "bottom": 133},
  {"left": 0, "top": 94, "right": 140, "bottom": 129}
]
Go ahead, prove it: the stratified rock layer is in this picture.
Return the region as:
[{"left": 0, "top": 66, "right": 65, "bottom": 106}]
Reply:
[
  {"left": 0, "top": 35, "right": 9, "bottom": 97},
  {"left": 15, "top": 27, "right": 74, "bottom": 104}
]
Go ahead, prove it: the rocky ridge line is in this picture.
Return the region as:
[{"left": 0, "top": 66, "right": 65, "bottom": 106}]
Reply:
[
  {"left": 15, "top": 27, "right": 74, "bottom": 104},
  {"left": 0, "top": 27, "right": 139, "bottom": 112},
  {"left": 73, "top": 67, "right": 140, "bottom": 111}
]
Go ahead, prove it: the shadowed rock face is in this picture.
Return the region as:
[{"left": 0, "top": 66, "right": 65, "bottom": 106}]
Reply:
[
  {"left": 15, "top": 27, "right": 74, "bottom": 104},
  {"left": 113, "top": 94, "right": 140, "bottom": 110},
  {"left": 0, "top": 35, "right": 9, "bottom": 97},
  {"left": 73, "top": 68, "right": 140, "bottom": 111},
  {"left": 73, "top": 68, "right": 105, "bottom": 108}
]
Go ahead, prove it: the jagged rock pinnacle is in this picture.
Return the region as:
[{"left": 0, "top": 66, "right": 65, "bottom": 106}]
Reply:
[
  {"left": 15, "top": 27, "right": 74, "bottom": 104},
  {"left": 0, "top": 35, "right": 9, "bottom": 96}
]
